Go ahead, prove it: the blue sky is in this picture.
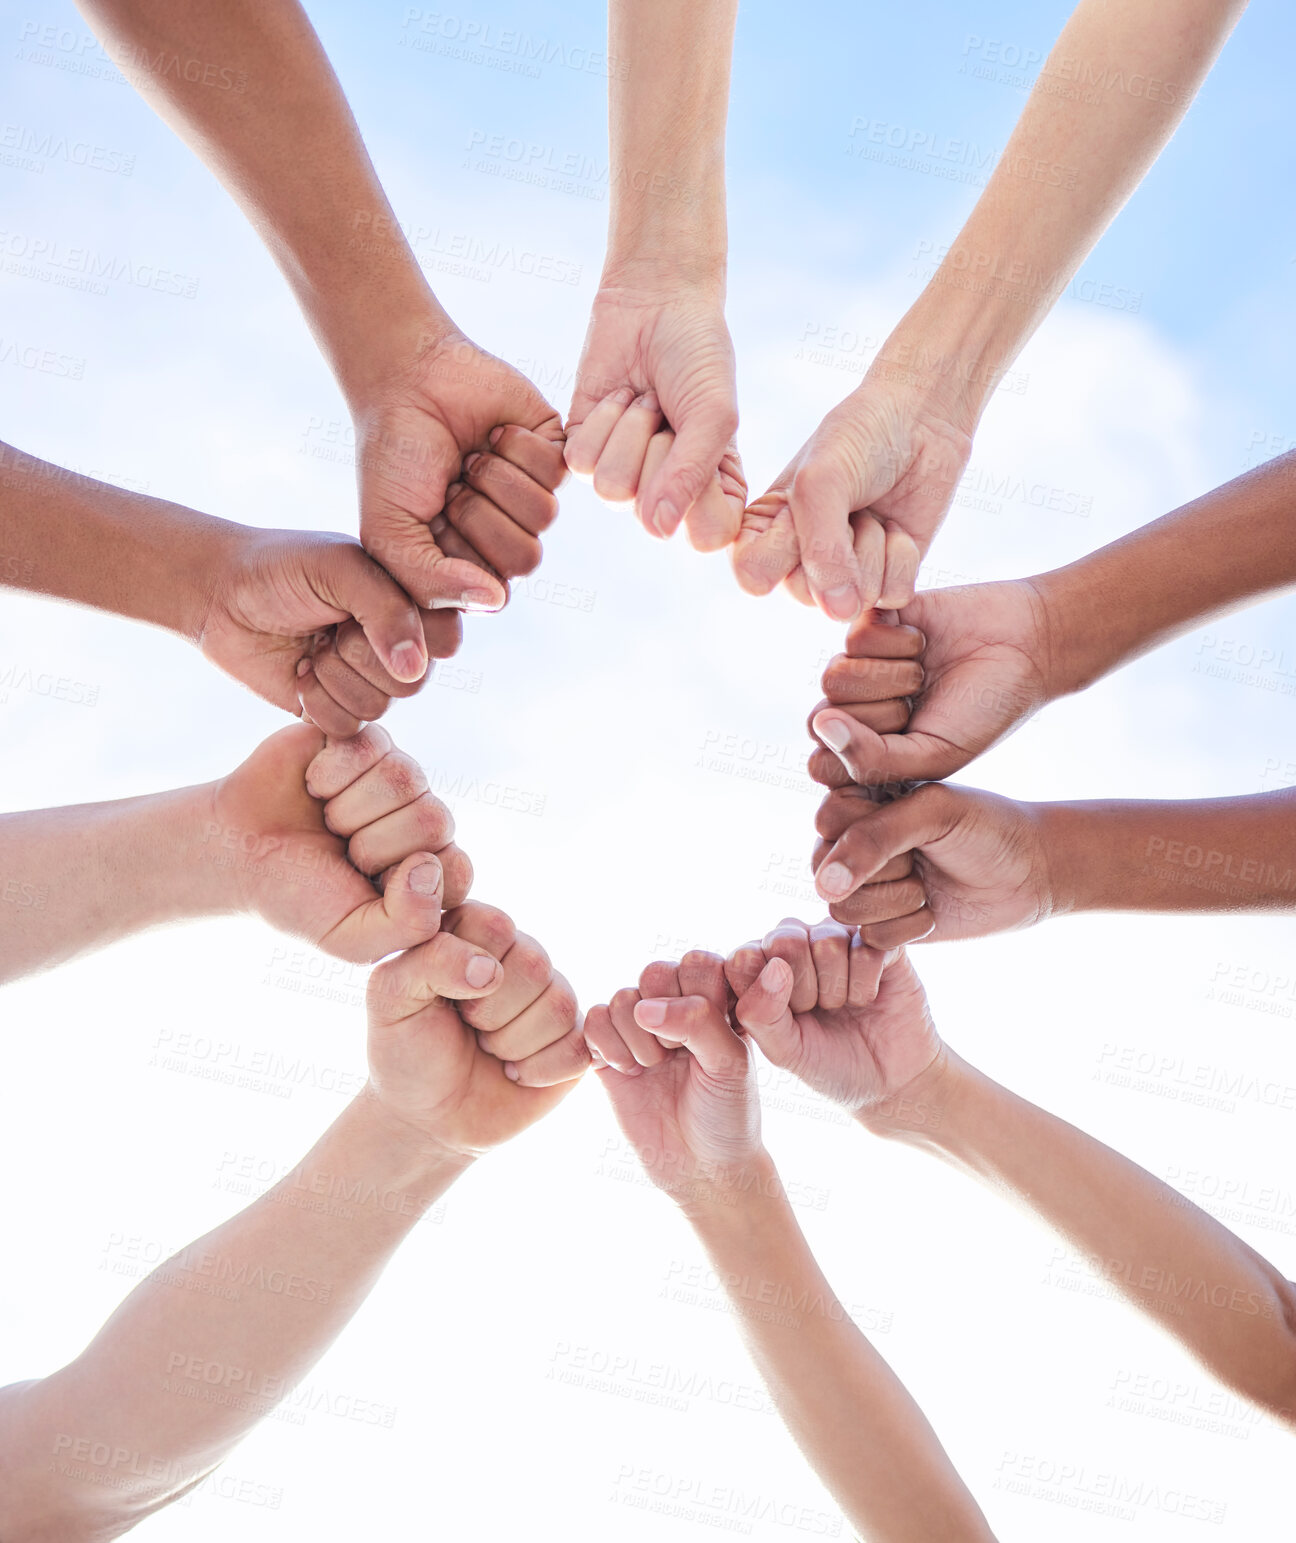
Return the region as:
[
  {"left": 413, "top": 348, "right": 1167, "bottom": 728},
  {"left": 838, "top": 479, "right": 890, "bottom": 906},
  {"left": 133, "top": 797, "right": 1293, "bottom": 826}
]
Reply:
[{"left": 2, "top": 4, "right": 1295, "bottom": 1540}]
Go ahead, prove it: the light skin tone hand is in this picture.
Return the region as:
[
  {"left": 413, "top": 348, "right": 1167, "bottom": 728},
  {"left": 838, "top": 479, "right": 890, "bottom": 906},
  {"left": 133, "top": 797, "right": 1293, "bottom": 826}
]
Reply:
[
  {"left": 736, "top": 0, "right": 1247, "bottom": 621},
  {"left": 565, "top": 0, "right": 745, "bottom": 551},
  {"left": 78, "top": 0, "right": 568, "bottom": 617},
  {"left": 824, "top": 956, "right": 1296, "bottom": 1426},
  {"left": 812, "top": 781, "right": 1296, "bottom": 945},
  {"left": 0, "top": 443, "right": 458, "bottom": 736},
  {"left": 0, "top": 913, "right": 586, "bottom": 1542},
  {"left": 589, "top": 950, "right": 997, "bottom": 1542},
  {"left": 0, "top": 723, "right": 487, "bottom": 984}
]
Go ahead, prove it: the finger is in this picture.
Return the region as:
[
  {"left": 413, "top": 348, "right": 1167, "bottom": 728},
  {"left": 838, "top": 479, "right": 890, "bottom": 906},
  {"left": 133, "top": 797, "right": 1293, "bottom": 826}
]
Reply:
[
  {"left": 856, "top": 906, "right": 937, "bottom": 947},
  {"left": 723, "top": 941, "right": 767, "bottom": 1000},
  {"left": 479, "top": 973, "right": 580, "bottom": 1061},
  {"left": 584, "top": 1003, "right": 638, "bottom": 1075},
  {"left": 330, "top": 620, "right": 425, "bottom": 701},
  {"left": 818, "top": 875, "right": 929, "bottom": 924},
  {"left": 815, "top": 791, "right": 952, "bottom": 898},
  {"left": 684, "top": 469, "right": 744, "bottom": 554},
  {"left": 348, "top": 796, "right": 461, "bottom": 878},
  {"left": 732, "top": 498, "right": 799, "bottom": 597},
  {"left": 760, "top": 920, "right": 818, "bottom": 1014},
  {"left": 878, "top": 523, "right": 921, "bottom": 609},
  {"left": 809, "top": 920, "right": 852, "bottom": 1012},
  {"left": 813, "top": 709, "right": 963, "bottom": 786},
  {"left": 309, "top": 645, "right": 393, "bottom": 725},
  {"left": 489, "top": 422, "right": 568, "bottom": 495},
  {"left": 632, "top": 995, "right": 749, "bottom": 1081},
  {"left": 638, "top": 959, "right": 684, "bottom": 1001},
  {"left": 592, "top": 391, "right": 663, "bottom": 505},
  {"left": 461, "top": 932, "right": 552, "bottom": 1032},
  {"left": 676, "top": 950, "right": 729, "bottom": 1017},
  {"left": 610, "top": 985, "right": 670, "bottom": 1068},
  {"left": 808, "top": 816, "right": 914, "bottom": 882},
  {"left": 462, "top": 450, "right": 560, "bottom": 536},
  {"left": 851, "top": 513, "right": 886, "bottom": 613},
  {"left": 506, "top": 1023, "right": 591, "bottom": 1087},
  {"left": 564, "top": 387, "right": 636, "bottom": 477},
  {"left": 317, "top": 851, "right": 445, "bottom": 964},
  {"left": 367, "top": 510, "right": 506, "bottom": 614},
  {"left": 306, "top": 539, "right": 429, "bottom": 685},
  {"left": 843, "top": 612, "right": 925, "bottom": 661},
  {"left": 444, "top": 484, "right": 542, "bottom": 578},
  {"left": 786, "top": 459, "right": 862, "bottom": 621},
  {"left": 633, "top": 431, "right": 674, "bottom": 534},
  {"left": 846, "top": 935, "right": 888, "bottom": 1008},
  {"left": 732, "top": 957, "right": 799, "bottom": 1065},
  {"left": 639, "top": 408, "right": 739, "bottom": 542},
  {"left": 822, "top": 655, "right": 924, "bottom": 704},
  {"left": 323, "top": 750, "right": 435, "bottom": 837},
  {"left": 809, "top": 698, "right": 911, "bottom": 750},
  {"left": 305, "top": 725, "right": 394, "bottom": 799},
  {"left": 366, "top": 928, "right": 504, "bottom": 1022},
  {"left": 296, "top": 659, "right": 363, "bottom": 739},
  {"left": 782, "top": 562, "right": 813, "bottom": 608}
]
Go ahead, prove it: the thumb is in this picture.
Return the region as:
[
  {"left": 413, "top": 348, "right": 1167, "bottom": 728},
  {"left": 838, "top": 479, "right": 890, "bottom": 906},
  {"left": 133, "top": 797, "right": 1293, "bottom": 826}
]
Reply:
[
  {"left": 812, "top": 710, "right": 962, "bottom": 785},
  {"left": 732, "top": 958, "right": 800, "bottom": 1066},
  {"left": 815, "top": 785, "right": 956, "bottom": 902},
  {"left": 319, "top": 851, "right": 444, "bottom": 965},
  {"left": 639, "top": 408, "right": 737, "bottom": 540},
  {"left": 307, "top": 541, "right": 429, "bottom": 685}
]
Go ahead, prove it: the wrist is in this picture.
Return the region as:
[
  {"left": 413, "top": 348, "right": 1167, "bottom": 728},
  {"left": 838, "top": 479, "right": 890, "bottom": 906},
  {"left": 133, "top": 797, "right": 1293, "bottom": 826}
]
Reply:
[
  {"left": 597, "top": 250, "right": 727, "bottom": 301},
  {"left": 1030, "top": 802, "right": 1101, "bottom": 917},
  {"left": 1027, "top": 559, "right": 1119, "bottom": 699},
  {"left": 307, "top": 271, "right": 457, "bottom": 414},
  {"left": 856, "top": 1048, "right": 969, "bottom": 1147},
  {"left": 678, "top": 1149, "right": 785, "bottom": 1228},
  {"left": 349, "top": 1086, "right": 477, "bottom": 1201}
]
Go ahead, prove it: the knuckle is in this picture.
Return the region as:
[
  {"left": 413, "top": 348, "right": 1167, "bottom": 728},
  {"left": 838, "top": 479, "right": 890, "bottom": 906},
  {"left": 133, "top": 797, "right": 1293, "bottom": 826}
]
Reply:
[{"left": 378, "top": 752, "right": 426, "bottom": 803}]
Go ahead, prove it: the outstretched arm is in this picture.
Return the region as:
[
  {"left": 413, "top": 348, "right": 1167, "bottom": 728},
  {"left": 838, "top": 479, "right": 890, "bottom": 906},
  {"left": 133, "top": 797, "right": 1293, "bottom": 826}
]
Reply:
[
  {"left": 738, "top": 0, "right": 1248, "bottom": 617},
  {"left": 809, "top": 452, "right": 1296, "bottom": 787},
  {"left": 589, "top": 952, "right": 996, "bottom": 1542},
  {"left": 0, "top": 725, "right": 479, "bottom": 984},
  {"left": 0, "top": 904, "right": 586, "bottom": 1540},
  {"left": 725, "top": 924, "right": 1296, "bottom": 1424},
  {"left": 867, "top": 1048, "right": 1296, "bottom": 1424},
  {"left": 565, "top": 0, "right": 745, "bottom": 551},
  {"left": 76, "top": 0, "right": 567, "bottom": 613}
]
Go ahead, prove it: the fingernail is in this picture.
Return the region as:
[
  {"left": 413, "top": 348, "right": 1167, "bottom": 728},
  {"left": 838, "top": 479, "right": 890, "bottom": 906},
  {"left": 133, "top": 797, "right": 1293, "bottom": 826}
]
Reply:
[
  {"left": 489, "top": 426, "right": 505, "bottom": 446},
  {"left": 503, "top": 1061, "right": 520, "bottom": 1082},
  {"left": 653, "top": 500, "right": 681, "bottom": 538},
  {"left": 466, "top": 955, "right": 499, "bottom": 988},
  {"left": 465, "top": 452, "right": 484, "bottom": 475},
  {"left": 823, "top": 585, "right": 861, "bottom": 621},
  {"left": 760, "top": 958, "right": 791, "bottom": 990},
  {"left": 388, "top": 640, "right": 427, "bottom": 684},
  {"left": 634, "top": 999, "right": 666, "bottom": 1028},
  {"left": 409, "top": 862, "right": 442, "bottom": 898},
  {"left": 817, "top": 862, "right": 854, "bottom": 899},
  {"left": 296, "top": 656, "right": 312, "bottom": 678},
  {"left": 814, "top": 714, "right": 851, "bottom": 752},
  {"left": 461, "top": 588, "right": 502, "bottom": 610}
]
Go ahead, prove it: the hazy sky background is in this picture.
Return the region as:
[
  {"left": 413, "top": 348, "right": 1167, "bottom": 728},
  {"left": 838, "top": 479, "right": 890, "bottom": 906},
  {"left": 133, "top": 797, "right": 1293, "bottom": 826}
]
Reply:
[{"left": 2, "top": 1, "right": 1295, "bottom": 1538}]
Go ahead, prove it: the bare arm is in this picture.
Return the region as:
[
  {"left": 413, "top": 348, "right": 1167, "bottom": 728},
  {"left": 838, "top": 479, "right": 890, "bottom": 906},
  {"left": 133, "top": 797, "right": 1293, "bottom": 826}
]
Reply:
[{"left": 865, "top": 1049, "right": 1296, "bottom": 1424}]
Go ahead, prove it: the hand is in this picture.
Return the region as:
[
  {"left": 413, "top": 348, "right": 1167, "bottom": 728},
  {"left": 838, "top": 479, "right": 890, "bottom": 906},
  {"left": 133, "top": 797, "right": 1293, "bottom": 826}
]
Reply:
[
  {"left": 585, "top": 950, "right": 764, "bottom": 1203},
  {"left": 366, "top": 901, "right": 589, "bottom": 1158},
  {"left": 812, "top": 782, "right": 1058, "bottom": 945},
  {"left": 352, "top": 322, "right": 567, "bottom": 611},
  {"left": 564, "top": 282, "right": 745, "bottom": 550},
  {"left": 734, "top": 371, "right": 973, "bottom": 620},
  {"left": 724, "top": 920, "right": 941, "bottom": 1115},
  {"left": 198, "top": 526, "right": 462, "bottom": 737},
  {"left": 208, "top": 722, "right": 481, "bottom": 964},
  {"left": 809, "top": 582, "right": 1055, "bottom": 788}
]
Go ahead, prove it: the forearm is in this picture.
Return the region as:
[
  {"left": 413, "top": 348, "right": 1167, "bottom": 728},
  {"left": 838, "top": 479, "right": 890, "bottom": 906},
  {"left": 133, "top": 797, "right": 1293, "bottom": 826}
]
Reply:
[
  {"left": 865, "top": 1053, "right": 1296, "bottom": 1421},
  {"left": 1037, "top": 789, "right": 1296, "bottom": 916},
  {"left": 0, "top": 781, "right": 229, "bottom": 984},
  {"left": 76, "top": 0, "right": 448, "bottom": 405},
  {"left": 604, "top": 0, "right": 735, "bottom": 287},
  {"left": 684, "top": 1160, "right": 996, "bottom": 1543},
  {"left": 879, "top": 0, "right": 1244, "bottom": 425},
  {"left": 1035, "top": 451, "right": 1296, "bottom": 694},
  {"left": 0, "top": 442, "right": 239, "bottom": 640},
  {"left": 0, "top": 1093, "right": 468, "bottom": 1540}
]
